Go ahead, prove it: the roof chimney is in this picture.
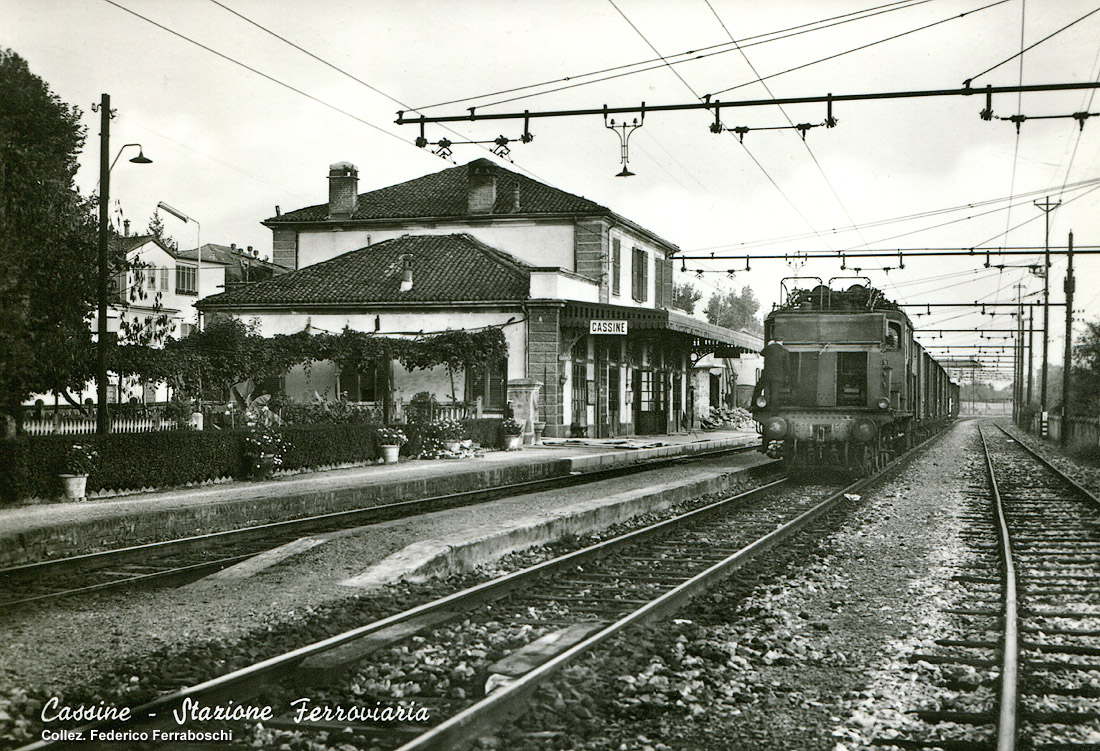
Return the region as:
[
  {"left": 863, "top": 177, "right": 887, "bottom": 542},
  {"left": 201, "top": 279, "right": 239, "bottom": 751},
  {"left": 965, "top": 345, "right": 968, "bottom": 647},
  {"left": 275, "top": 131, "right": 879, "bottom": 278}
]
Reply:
[
  {"left": 467, "top": 160, "right": 496, "bottom": 215},
  {"left": 328, "top": 161, "right": 359, "bottom": 220},
  {"left": 250, "top": 246, "right": 257, "bottom": 257},
  {"left": 511, "top": 183, "right": 521, "bottom": 213},
  {"left": 230, "top": 243, "right": 237, "bottom": 251},
  {"left": 123, "top": 219, "right": 130, "bottom": 237}
]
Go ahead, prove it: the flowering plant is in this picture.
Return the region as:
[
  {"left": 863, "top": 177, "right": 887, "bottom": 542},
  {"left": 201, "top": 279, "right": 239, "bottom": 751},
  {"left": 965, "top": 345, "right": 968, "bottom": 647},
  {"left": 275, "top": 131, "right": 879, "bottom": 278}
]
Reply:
[
  {"left": 376, "top": 427, "right": 408, "bottom": 447},
  {"left": 500, "top": 418, "right": 523, "bottom": 436},
  {"left": 244, "top": 427, "right": 287, "bottom": 471},
  {"left": 64, "top": 443, "right": 97, "bottom": 475},
  {"left": 425, "top": 418, "right": 464, "bottom": 441}
]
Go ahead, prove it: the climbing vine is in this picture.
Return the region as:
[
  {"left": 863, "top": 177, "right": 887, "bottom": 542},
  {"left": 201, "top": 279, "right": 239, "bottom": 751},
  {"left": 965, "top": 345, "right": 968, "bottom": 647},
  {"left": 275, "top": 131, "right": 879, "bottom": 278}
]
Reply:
[{"left": 107, "top": 317, "right": 507, "bottom": 398}]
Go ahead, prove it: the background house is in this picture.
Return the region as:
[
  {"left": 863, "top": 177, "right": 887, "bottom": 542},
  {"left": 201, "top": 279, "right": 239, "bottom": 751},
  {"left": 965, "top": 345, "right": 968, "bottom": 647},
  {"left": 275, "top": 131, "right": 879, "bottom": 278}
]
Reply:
[{"left": 201, "top": 158, "right": 761, "bottom": 436}]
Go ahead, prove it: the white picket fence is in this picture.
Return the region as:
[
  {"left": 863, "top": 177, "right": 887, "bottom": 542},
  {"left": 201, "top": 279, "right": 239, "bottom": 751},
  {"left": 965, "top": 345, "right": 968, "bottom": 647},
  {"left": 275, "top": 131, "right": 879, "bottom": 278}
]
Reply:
[{"left": 23, "top": 415, "right": 179, "bottom": 436}]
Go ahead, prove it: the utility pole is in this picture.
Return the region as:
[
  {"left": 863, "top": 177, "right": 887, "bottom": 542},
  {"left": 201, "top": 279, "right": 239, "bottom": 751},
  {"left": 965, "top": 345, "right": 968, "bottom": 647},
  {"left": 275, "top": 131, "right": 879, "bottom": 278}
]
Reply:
[
  {"left": 96, "top": 93, "right": 111, "bottom": 435},
  {"left": 1062, "top": 231, "right": 1075, "bottom": 447},
  {"left": 1014, "top": 284, "right": 1023, "bottom": 425},
  {"left": 1035, "top": 195, "right": 1060, "bottom": 429},
  {"left": 1026, "top": 306, "right": 1033, "bottom": 409}
]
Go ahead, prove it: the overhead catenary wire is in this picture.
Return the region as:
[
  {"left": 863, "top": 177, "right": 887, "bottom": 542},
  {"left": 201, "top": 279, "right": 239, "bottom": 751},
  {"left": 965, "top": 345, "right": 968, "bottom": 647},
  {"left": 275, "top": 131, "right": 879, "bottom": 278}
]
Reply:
[
  {"left": 966, "top": 3, "right": 1100, "bottom": 84},
  {"left": 707, "top": 0, "right": 1012, "bottom": 98},
  {"left": 200, "top": 0, "right": 556, "bottom": 184},
  {"left": 411, "top": 0, "right": 935, "bottom": 112}
]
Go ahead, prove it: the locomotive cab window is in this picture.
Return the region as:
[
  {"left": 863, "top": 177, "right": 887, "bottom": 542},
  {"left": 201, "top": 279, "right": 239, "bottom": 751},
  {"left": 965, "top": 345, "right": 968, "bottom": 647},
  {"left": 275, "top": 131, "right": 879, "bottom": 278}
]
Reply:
[
  {"left": 886, "top": 321, "right": 902, "bottom": 349},
  {"left": 836, "top": 352, "right": 867, "bottom": 407}
]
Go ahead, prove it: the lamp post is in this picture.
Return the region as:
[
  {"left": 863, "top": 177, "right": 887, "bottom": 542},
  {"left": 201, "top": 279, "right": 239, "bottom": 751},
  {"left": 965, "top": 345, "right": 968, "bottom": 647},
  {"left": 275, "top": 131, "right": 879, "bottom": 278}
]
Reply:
[
  {"left": 95, "top": 92, "right": 152, "bottom": 435},
  {"left": 156, "top": 201, "right": 201, "bottom": 330}
]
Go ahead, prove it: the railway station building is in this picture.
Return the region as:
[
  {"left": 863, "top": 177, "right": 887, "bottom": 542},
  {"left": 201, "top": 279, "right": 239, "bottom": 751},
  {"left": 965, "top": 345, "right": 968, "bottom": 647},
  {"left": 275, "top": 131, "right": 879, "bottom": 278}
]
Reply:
[{"left": 199, "top": 158, "right": 761, "bottom": 437}]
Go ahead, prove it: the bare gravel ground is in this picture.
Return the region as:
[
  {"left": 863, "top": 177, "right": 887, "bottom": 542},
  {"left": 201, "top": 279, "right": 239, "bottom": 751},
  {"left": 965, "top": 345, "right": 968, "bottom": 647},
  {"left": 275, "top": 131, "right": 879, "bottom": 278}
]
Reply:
[
  {"left": 0, "top": 453, "right": 765, "bottom": 749},
  {"left": 479, "top": 421, "right": 980, "bottom": 751}
]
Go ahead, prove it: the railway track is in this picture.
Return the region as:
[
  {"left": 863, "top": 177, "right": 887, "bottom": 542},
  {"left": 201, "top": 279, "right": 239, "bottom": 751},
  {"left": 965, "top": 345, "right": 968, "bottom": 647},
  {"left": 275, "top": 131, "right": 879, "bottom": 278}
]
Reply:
[
  {"left": 0, "top": 443, "right": 765, "bottom": 610},
  {"left": 16, "top": 428, "right": 944, "bottom": 751},
  {"left": 872, "top": 422, "right": 1100, "bottom": 750}
]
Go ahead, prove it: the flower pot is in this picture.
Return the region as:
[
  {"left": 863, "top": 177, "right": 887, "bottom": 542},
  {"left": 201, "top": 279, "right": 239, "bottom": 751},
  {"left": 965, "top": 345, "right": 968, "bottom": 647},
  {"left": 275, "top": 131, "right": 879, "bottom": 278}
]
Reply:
[
  {"left": 505, "top": 434, "right": 523, "bottom": 451},
  {"left": 381, "top": 444, "right": 401, "bottom": 464},
  {"left": 533, "top": 422, "right": 546, "bottom": 444},
  {"left": 59, "top": 473, "right": 88, "bottom": 501}
]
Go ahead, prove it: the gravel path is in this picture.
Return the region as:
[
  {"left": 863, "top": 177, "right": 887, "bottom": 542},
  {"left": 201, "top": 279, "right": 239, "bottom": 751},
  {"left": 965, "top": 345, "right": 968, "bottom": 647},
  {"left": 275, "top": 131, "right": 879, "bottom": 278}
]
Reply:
[{"left": 483, "top": 420, "right": 979, "bottom": 750}]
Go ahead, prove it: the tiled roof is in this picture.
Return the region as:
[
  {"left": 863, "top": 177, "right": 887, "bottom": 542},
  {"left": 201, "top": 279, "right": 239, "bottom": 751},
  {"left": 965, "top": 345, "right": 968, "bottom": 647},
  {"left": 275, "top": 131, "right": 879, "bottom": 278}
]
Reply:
[
  {"left": 199, "top": 234, "right": 531, "bottom": 308},
  {"left": 265, "top": 158, "right": 608, "bottom": 223},
  {"left": 108, "top": 234, "right": 156, "bottom": 254}
]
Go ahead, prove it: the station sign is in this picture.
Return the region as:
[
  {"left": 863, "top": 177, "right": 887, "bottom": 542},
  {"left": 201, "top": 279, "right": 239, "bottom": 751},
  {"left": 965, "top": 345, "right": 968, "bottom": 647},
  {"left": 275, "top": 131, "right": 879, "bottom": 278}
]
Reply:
[{"left": 589, "top": 319, "right": 628, "bottom": 335}]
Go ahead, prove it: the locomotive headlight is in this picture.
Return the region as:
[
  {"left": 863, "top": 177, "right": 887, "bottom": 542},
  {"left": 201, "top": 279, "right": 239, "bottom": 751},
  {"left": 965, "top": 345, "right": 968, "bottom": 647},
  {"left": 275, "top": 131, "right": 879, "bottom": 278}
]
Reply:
[
  {"left": 852, "top": 418, "right": 878, "bottom": 442},
  {"left": 877, "top": 397, "right": 891, "bottom": 410},
  {"left": 755, "top": 393, "right": 768, "bottom": 408},
  {"left": 763, "top": 416, "right": 788, "bottom": 439}
]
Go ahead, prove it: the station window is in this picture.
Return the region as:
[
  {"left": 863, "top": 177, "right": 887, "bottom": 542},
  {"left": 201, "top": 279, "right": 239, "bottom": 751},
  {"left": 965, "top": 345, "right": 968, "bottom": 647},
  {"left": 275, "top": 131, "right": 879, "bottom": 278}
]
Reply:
[
  {"left": 341, "top": 361, "right": 384, "bottom": 403},
  {"left": 466, "top": 358, "right": 507, "bottom": 411},
  {"left": 631, "top": 247, "right": 648, "bottom": 302},
  {"left": 612, "top": 238, "right": 621, "bottom": 297}
]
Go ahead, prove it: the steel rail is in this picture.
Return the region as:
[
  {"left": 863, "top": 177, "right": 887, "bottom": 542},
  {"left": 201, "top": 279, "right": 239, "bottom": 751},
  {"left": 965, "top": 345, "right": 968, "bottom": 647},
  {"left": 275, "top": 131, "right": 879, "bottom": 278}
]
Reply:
[
  {"left": 994, "top": 423, "right": 1100, "bottom": 509},
  {"left": 14, "top": 475, "right": 790, "bottom": 751},
  {"left": 979, "top": 424, "right": 1020, "bottom": 751},
  {"left": 393, "top": 427, "right": 952, "bottom": 751},
  {"left": 15, "top": 427, "right": 954, "bottom": 751},
  {"left": 0, "top": 442, "right": 760, "bottom": 594}
]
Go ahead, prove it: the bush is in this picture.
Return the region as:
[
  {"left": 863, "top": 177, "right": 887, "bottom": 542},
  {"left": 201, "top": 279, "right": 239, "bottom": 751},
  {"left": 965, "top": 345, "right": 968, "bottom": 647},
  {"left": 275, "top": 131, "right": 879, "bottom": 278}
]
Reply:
[{"left": 0, "top": 417, "right": 508, "bottom": 505}]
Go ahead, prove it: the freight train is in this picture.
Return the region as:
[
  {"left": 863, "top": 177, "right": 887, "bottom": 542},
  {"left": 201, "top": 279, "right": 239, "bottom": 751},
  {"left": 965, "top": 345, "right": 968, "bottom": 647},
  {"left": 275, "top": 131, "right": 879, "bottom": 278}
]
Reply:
[{"left": 751, "top": 279, "right": 959, "bottom": 475}]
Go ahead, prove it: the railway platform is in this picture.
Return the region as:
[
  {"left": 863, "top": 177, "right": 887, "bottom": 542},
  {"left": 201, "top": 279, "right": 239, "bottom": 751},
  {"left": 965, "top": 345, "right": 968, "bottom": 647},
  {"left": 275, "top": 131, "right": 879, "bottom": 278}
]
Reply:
[{"left": 0, "top": 428, "right": 761, "bottom": 567}]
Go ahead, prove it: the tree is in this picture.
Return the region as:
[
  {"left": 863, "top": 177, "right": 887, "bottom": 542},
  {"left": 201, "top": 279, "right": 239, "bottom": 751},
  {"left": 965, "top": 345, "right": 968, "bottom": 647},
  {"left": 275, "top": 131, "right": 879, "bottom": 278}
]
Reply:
[
  {"left": 704, "top": 285, "right": 764, "bottom": 334},
  {"left": 672, "top": 281, "right": 703, "bottom": 314},
  {"left": 1071, "top": 319, "right": 1100, "bottom": 416},
  {"left": 147, "top": 209, "right": 177, "bottom": 252},
  {"left": 0, "top": 49, "right": 100, "bottom": 425}
]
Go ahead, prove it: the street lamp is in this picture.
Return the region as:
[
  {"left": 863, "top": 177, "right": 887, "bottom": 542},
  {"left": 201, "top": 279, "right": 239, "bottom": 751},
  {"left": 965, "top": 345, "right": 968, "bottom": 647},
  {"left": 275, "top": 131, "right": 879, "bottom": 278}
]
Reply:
[
  {"left": 95, "top": 92, "right": 152, "bottom": 434},
  {"left": 156, "top": 201, "right": 201, "bottom": 330}
]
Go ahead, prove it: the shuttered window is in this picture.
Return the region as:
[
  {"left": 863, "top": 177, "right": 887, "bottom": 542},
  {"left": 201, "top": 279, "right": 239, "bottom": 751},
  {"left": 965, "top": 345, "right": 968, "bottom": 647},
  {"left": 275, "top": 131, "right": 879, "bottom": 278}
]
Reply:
[
  {"left": 466, "top": 358, "right": 508, "bottom": 411},
  {"left": 632, "top": 247, "right": 647, "bottom": 302},
  {"left": 612, "top": 239, "right": 621, "bottom": 297}
]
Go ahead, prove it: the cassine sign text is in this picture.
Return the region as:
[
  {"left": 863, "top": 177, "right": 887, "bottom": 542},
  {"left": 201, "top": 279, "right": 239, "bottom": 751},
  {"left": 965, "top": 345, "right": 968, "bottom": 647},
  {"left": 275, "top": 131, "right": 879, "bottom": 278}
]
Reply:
[{"left": 589, "top": 320, "right": 628, "bottom": 335}]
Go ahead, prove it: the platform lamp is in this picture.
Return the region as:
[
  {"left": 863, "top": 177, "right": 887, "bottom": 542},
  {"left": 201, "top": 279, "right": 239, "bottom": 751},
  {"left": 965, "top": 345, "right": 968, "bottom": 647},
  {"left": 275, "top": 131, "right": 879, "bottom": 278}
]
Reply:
[
  {"left": 156, "top": 201, "right": 201, "bottom": 330},
  {"left": 94, "top": 91, "right": 153, "bottom": 434}
]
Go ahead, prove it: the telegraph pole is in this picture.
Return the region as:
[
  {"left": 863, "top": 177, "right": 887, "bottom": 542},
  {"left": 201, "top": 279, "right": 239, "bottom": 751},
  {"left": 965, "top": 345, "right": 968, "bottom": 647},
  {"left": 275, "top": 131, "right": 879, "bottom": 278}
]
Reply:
[
  {"left": 96, "top": 93, "right": 111, "bottom": 435},
  {"left": 1020, "top": 307, "right": 1029, "bottom": 411},
  {"left": 1014, "top": 284, "right": 1023, "bottom": 425},
  {"left": 1062, "top": 231, "right": 1075, "bottom": 447},
  {"left": 1035, "top": 196, "right": 1060, "bottom": 428}
]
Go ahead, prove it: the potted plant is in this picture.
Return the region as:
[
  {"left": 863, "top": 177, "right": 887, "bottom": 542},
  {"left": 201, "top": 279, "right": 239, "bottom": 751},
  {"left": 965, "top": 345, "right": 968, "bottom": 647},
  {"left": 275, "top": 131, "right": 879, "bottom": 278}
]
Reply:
[
  {"left": 244, "top": 427, "right": 287, "bottom": 480},
  {"left": 501, "top": 418, "right": 524, "bottom": 451},
  {"left": 427, "top": 418, "right": 464, "bottom": 453},
  {"left": 60, "top": 443, "right": 96, "bottom": 501},
  {"left": 376, "top": 427, "right": 407, "bottom": 464}
]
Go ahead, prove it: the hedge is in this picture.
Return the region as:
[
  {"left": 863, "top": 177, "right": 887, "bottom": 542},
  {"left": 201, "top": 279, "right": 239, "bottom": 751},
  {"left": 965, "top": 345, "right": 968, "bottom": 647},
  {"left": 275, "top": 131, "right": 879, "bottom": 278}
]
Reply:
[{"left": 0, "top": 418, "right": 505, "bottom": 505}]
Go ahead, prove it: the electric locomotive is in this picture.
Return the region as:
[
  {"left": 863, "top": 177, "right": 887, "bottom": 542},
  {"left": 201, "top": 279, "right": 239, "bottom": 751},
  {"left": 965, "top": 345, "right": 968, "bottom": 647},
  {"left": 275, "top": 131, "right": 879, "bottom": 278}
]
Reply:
[{"left": 751, "top": 279, "right": 959, "bottom": 475}]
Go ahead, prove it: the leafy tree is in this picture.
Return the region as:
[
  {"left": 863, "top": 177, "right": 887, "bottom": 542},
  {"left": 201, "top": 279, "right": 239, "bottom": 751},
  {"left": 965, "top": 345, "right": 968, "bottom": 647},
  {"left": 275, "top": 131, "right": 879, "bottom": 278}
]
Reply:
[
  {"left": 0, "top": 49, "right": 101, "bottom": 425},
  {"left": 147, "top": 209, "right": 177, "bottom": 252},
  {"left": 704, "top": 285, "right": 763, "bottom": 334},
  {"left": 672, "top": 281, "right": 703, "bottom": 314},
  {"left": 1071, "top": 319, "right": 1100, "bottom": 416}
]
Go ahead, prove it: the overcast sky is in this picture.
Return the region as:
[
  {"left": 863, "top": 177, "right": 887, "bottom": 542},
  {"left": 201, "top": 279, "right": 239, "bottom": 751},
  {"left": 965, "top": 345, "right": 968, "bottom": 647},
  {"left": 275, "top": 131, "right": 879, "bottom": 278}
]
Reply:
[{"left": 7, "top": 0, "right": 1100, "bottom": 384}]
